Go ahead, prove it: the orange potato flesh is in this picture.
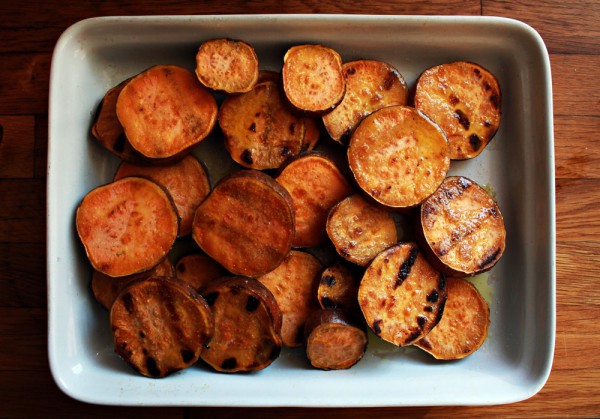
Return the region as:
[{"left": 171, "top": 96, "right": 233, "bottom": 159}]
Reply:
[
  {"left": 415, "top": 278, "right": 489, "bottom": 360},
  {"left": 317, "top": 262, "right": 359, "bottom": 312},
  {"left": 282, "top": 44, "right": 345, "bottom": 114},
  {"left": 219, "top": 81, "right": 305, "bottom": 170},
  {"left": 348, "top": 105, "right": 450, "bottom": 209},
  {"left": 326, "top": 194, "right": 398, "bottom": 266},
  {"left": 322, "top": 60, "right": 409, "bottom": 145},
  {"left": 76, "top": 177, "right": 179, "bottom": 277},
  {"left": 116, "top": 65, "right": 218, "bottom": 160},
  {"left": 114, "top": 155, "right": 211, "bottom": 237},
  {"left": 110, "top": 276, "right": 214, "bottom": 378},
  {"left": 258, "top": 250, "right": 323, "bottom": 348},
  {"left": 175, "top": 253, "right": 226, "bottom": 292},
  {"left": 195, "top": 38, "right": 259, "bottom": 94},
  {"left": 192, "top": 170, "right": 295, "bottom": 278},
  {"left": 414, "top": 61, "right": 501, "bottom": 160},
  {"left": 358, "top": 242, "right": 447, "bottom": 347},
  {"left": 276, "top": 153, "right": 353, "bottom": 248},
  {"left": 418, "top": 176, "right": 506, "bottom": 277}
]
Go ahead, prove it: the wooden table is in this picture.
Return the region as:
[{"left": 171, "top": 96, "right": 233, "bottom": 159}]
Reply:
[{"left": 1, "top": 1, "right": 598, "bottom": 417}]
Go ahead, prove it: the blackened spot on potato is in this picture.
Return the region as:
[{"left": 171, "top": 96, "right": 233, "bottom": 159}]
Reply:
[
  {"left": 383, "top": 72, "right": 396, "bottom": 90},
  {"left": 424, "top": 305, "right": 434, "bottom": 313},
  {"left": 434, "top": 299, "right": 446, "bottom": 327},
  {"left": 249, "top": 122, "right": 256, "bottom": 132},
  {"left": 142, "top": 348, "right": 148, "bottom": 355},
  {"left": 177, "top": 263, "right": 186, "bottom": 273},
  {"left": 255, "top": 112, "right": 261, "bottom": 117},
  {"left": 346, "top": 67, "right": 356, "bottom": 76},
  {"left": 220, "top": 357, "right": 238, "bottom": 370},
  {"left": 473, "top": 68, "right": 482, "bottom": 78},
  {"left": 449, "top": 94, "right": 459, "bottom": 106},
  {"left": 203, "top": 291, "right": 219, "bottom": 306},
  {"left": 455, "top": 109, "right": 470, "bottom": 130},
  {"left": 146, "top": 357, "right": 161, "bottom": 377},
  {"left": 181, "top": 349, "right": 195, "bottom": 364},
  {"left": 490, "top": 94, "right": 500, "bottom": 109},
  {"left": 470, "top": 134, "right": 482, "bottom": 151},
  {"left": 246, "top": 295, "right": 260, "bottom": 312},
  {"left": 372, "top": 319, "right": 383, "bottom": 335},
  {"left": 439, "top": 273, "right": 446, "bottom": 291},
  {"left": 289, "top": 123, "right": 296, "bottom": 134},
  {"left": 405, "top": 329, "right": 421, "bottom": 344},
  {"left": 241, "top": 149, "right": 253, "bottom": 165},
  {"left": 280, "top": 146, "right": 292, "bottom": 157},
  {"left": 427, "top": 289, "right": 439, "bottom": 303},
  {"left": 395, "top": 247, "right": 419, "bottom": 288},
  {"left": 139, "top": 331, "right": 146, "bottom": 338},
  {"left": 323, "top": 275, "right": 336, "bottom": 287},
  {"left": 484, "top": 81, "right": 491, "bottom": 91},
  {"left": 113, "top": 134, "right": 127, "bottom": 153},
  {"left": 122, "top": 292, "right": 134, "bottom": 314},
  {"left": 419, "top": 338, "right": 433, "bottom": 350},
  {"left": 321, "top": 297, "right": 336, "bottom": 309},
  {"left": 417, "top": 315, "right": 428, "bottom": 329},
  {"left": 479, "top": 247, "right": 501, "bottom": 269}
]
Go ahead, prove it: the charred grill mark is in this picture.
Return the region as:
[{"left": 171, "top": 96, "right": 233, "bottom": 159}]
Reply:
[
  {"left": 122, "top": 292, "right": 134, "bottom": 314},
  {"left": 321, "top": 297, "right": 336, "bottom": 309},
  {"left": 473, "top": 68, "right": 482, "bottom": 78},
  {"left": 439, "top": 273, "right": 446, "bottom": 291},
  {"left": 146, "top": 357, "right": 161, "bottom": 377},
  {"left": 433, "top": 298, "right": 446, "bottom": 327},
  {"left": 139, "top": 331, "right": 146, "bottom": 338},
  {"left": 323, "top": 275, "right": 336, "bottom": 287},
  {"left": 249, "top": 122, "right": 256, "bottom": 132},
  {"left": 203, "top": 291, "right": 219, "bottom": 306},
  {"left": 181, "top": 349, "right": 195, "bottom": 364},
  {"left": 424, "top": 305, "right": 434, "bottom": 313},
  {"left": 405, "top": 329, "right": 421, "bottom": 344},
  {"left": 449, "top": 94, "right": 459, "bottom": 106},
  {"left": 417, "top": 315, "right": 428, "bottom": 329},
  {"left": 372, "top": 319, "right": 383, "bottom": 336},
  {"left": 246, "top": 295, "right": 260, "bottom": 312},
  {"left": 419, "top": 338, "right": 433, "bottom": 350},
  {"left": 383, "top": 71, "right": 396, "bottom": 90},
  {"left": 483, "top": 81, "right": 491, "bottom": 91},
  {"left": 395, "top": 248, "right": 419, "bottom": 288},
  {"left": 470, "top": 134, "right": 482, "bottom": 151},
  {"left": 220, "top": 357, "right": 238, "bottom": 370},
  {"left": 427, "top": 289, "right": 439, "bottom": 303},
  {"left": 479, "top": 247, "right": 501, "bottom": 269},
  {"left": 455, "top": 109, "right": 470, "bottom": 130},
  {"left": 490, "top": 94, "right": 500, "bottom": 109},
  {"left": 241, "top": 149, "right": 253, "bottom": 165},
  {"left": 346, "top": 67, "right": 356, "bottom": 76}
]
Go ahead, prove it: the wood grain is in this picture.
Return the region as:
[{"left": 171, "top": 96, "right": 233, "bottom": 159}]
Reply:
[
  {"left": 0, "top": 116, "right": 35, "bottom": 178},
  {"left": 556, "top": 179, "right": 600, "bottom": 242},
  {"left": 551, "top": 54, "right": 600, "bottom": 118}
]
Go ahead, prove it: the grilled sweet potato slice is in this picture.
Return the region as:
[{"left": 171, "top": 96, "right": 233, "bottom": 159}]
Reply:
[
  {"left": 110, "top": 276, "right": 214, "bottom": 378},
  {"left": 348, "top": 105, "right": 450, "bottom": 209},
  {"left": 91, "top": 257, "right": 175, "bottom": 310},
  {"left": 91, "top": 78, "right": 145, "bottom": 163},
  {"left": 304, "top": 308, "right": 367, "bottom": 370},
  {"left": 358, "top": 242, "right": 447, "bottom": 347},
  {"left": 326, "top": 194, "right": 397, "bottom": 266},
  {"left": 282, "top": 44, "right": 345, "bottom": 114},
  {"left": 276, "top": 153, "right": 353, "bottom": 247},
  {"left": 200, "top": 277, "right": 282, "bottom": 372},
  {"left": 417, "top": 176, "right": 506, "bottom": 277},
  {"left": 195, "top": 38, "right": 259, "bottom": 94},
  {"left": 175, "top": 253, "right": 226, "bottom": 292},
  {"left": 116, "top": 65, "right": 218, "bottom": 162},
  {"left": 258, "top": 250, "right": 323, "bottom": 348},
  {"left": 219, "top": 81, "right": 305, "bottom": 170},
  {"left": 414, "top": 61, "right": 501, "bottom": 160},
  {"left": 192, "top": 170, "right": 295, "bottom": 277},
  {"left": 322, "top": 60, "right": 409, "bottom": 145},
  {"left": 317, "top": 262, "right": 359, "bottom": 313},
  {"left": 114, "top": 155, "right": 211, "bottom": 237},
  {"left": 415, "top": 278, "right": 489, "bottom": 360},
  {"left": 76, "top": 177, "right": 179, "bottom": 277}
]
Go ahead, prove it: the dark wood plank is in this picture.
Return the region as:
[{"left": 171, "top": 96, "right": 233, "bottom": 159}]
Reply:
[
  {"left": 556, "top": 179, "right": 600, "bottom": 242},
  {"left": 0, "top": 54, "right": 50, "bottom": 115},
  {"left": 551, "top": 54, "right": 600, "bottom": 118},
  {"left": 555, "top": 115, "right": 600, "bottom": 179},
  {"left": 34, "top": 114, "right": 47, "bottom": 179},
  {"left": 0, "top": 116, "right": 35, "bottom": 179},
  {"left": 0, "top": 244, "right": 46, "bottom": 308},
  {"left": 483, "top": 0, "right": 600, "bottom": 54},
  {"left": 0, "top": 179, "right": 45, "bottom": 244}
]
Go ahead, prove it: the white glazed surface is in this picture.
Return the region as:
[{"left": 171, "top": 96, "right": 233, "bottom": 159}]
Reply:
[{"left": 48, "top": 15, "right": 555, "bottom": 406}]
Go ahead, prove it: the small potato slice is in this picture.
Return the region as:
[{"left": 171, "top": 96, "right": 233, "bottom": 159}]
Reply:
[
  {"left": 348, "top": 105, "right": 450, "bottom": 209},
  {"left": 282, "top": 44, "right": 345, "bottom": 114},
  {"left": 192, "top": 170, "right": 295, "bottom": 278},
  {"left": 91, "top": 257, "right": 175, "bottom": 310},
  {"left": 76, "top": 177, "right": 179, "bottom": 277},
  {"left": 322, "top": 60, "right": 409, "bottom": 145},
  {"left": 116, "top": 65, "right": 218, "bottom": 161},
  {"left": 414, "top": 61, "right": 501, "bottom": 160},
  {"left": 317, "top": 262, "right": 359, "bottom": 313},
  {"left": 175, "top": 253, "right": 226, "bottom": 292},
  {"left": 259, "top": 250, "right": 323, "bottom": 348},
  {"left": 114, "top": 155, "right": 211, "bottom": 237},
  {"left": 219, "top": 81, "right": 305, "bottom": 170},
  {"left": 276, "top": 153, "right": 353, "bottom": 248},
  {"left": 326, "top": 194, "right": 397, "bottom": 266},
  {"left": 110, "top": 276, "right": 214, "bottom": 378},
  {"left": 358, "top": 242, "right": 447, "bottom": 347},
  {"left": 304, "top": 308, "right": 367, "bottom": 370},
  {"left": 415, "top": 278, "right": 490, "bottom": 360},
  {"left": 201, "top": 277, "right": 282, "bottom": 372},
  {"left": 195, "top": 38, "right": 259, "bottom": 94},
  {"left": 418, "top": 176, "right": 506, "bottom": 277},
  {"left": 91, "top": 78, "right": 145, "bottom": 163}
]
